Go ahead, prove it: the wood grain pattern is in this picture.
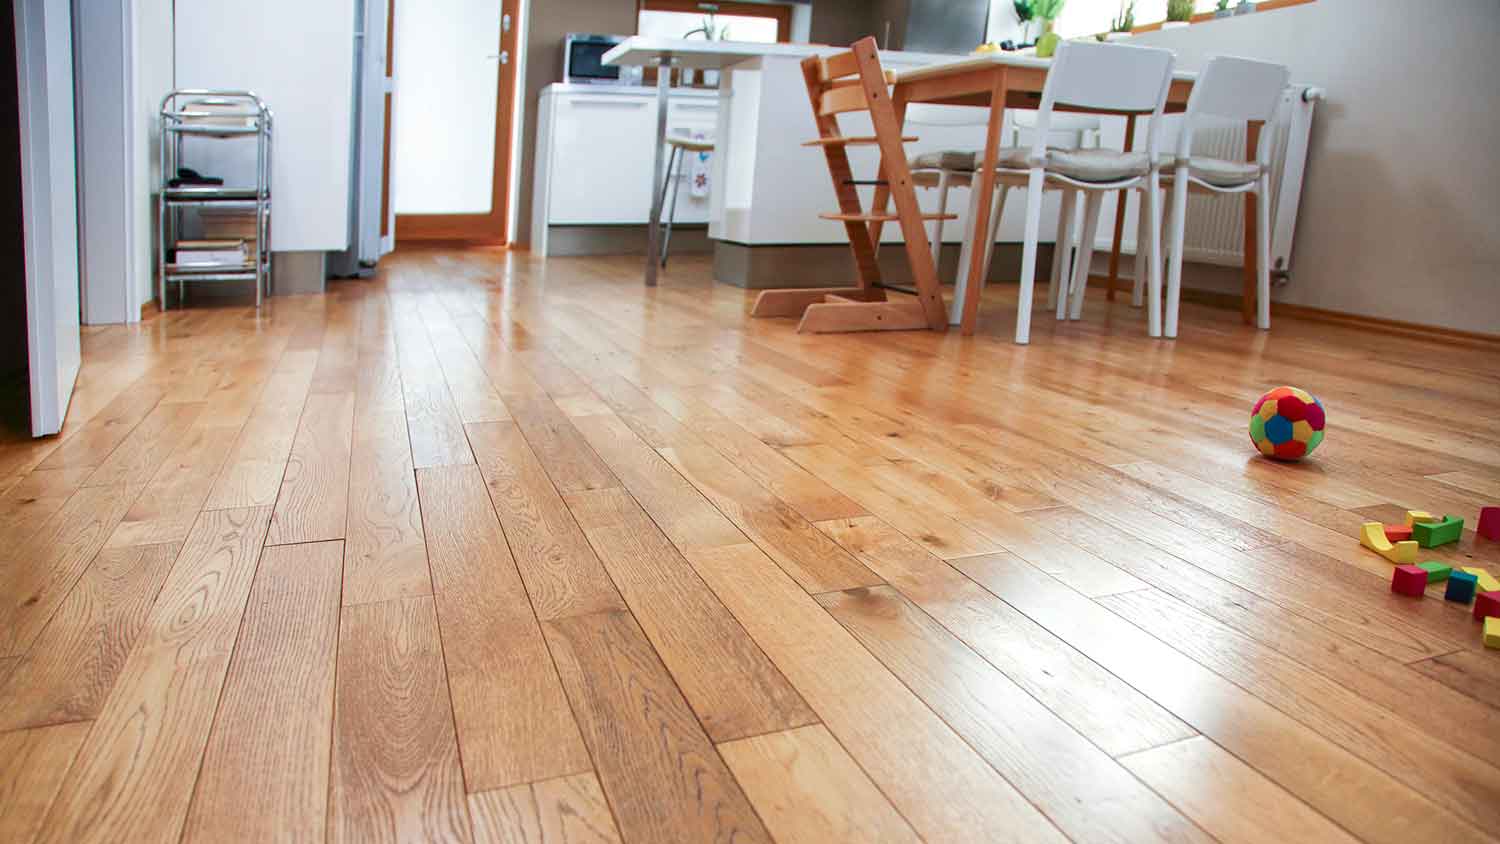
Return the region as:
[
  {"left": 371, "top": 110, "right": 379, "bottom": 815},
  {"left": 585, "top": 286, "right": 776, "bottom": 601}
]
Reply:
[
  {"left": 1411, "top": 651, "right": 1500, "bottom": 710},
  {"left": 0, "top": 542, "right": 179, "bottom": 730},
  {"left": 181, "top": 540, "right": 343, "bottom": 842},
  {"left": 82, "top": 401, "right": 204, "bottom": 487},
  {"left": 466, "top": 421, "right": 625, "bottom": 620},
  {"left": 468, "top": 774, "right": 623, "bottom": 844},
  {"left": 684, "top": 542, "right": 1069, "bottom": 843},
  {"left": 541, "top": 609, "right": 771, "bottom": 844},
  {"left": 203, "top": 352, "right": 318, "bottom": 508},
  {"left": 105, "top": 425, "right": 240, "bottom": 548},
  {"left": 563, "top": 486, "right": 816, "bottom": 743},
  {"left": 717, "top": 725, "right": 920, "bottom": 844},
  {"left": 394, "top": 308, "right": 476, "bottom": 469},
  {"left": 416, "top": 464, "right": 590, "bottom": 790},
  {"left": 1120, "top": 736, "right": 1362, "bottom": 844},
  {"left": 35, "top": 507, "right": 271, "bottom": 844},
  {"left": 342, "top": 408, "right": 431, "bottom": 606},
  {"left": 266, "top": 391, "right": 356, "bottom": 545},
  {"left": 0, "top": 466, "right": 95, "bottom": 548},
  {"left": 331, "top": 596, "right": 472, "bottom": 844},
  {"left": 0, "top": 722, "right": 92, "bottom": 842},
  {"left": 508, "top": 398, "right": 619, "bottom": 494}
]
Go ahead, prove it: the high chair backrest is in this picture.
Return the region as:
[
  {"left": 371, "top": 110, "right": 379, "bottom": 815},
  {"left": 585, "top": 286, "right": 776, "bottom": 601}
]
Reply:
[
  {"left": 1029, "top": 41, "right": 1175, "bottom": 165},
  {"left": 1174, "top": 55, "right": 1291, "bottom": 166}
]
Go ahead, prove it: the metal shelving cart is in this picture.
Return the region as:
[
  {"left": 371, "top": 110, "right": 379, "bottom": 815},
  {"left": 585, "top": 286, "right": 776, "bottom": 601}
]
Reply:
[{"left": 158, "top": 90, "right": 273, "bottom": 309}]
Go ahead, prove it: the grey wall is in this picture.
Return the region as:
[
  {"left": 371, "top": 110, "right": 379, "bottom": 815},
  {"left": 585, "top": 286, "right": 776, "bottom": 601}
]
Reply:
[{"left": 1133, "top": 0, "right": 1500, "bottom": 336}]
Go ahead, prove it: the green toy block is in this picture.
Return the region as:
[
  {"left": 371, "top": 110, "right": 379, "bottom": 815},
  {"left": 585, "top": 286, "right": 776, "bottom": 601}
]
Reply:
[
  {"left": 1412, "top": 515, "right": 1464, "bottom": 548},
  {"left": 1417, "top": 561, "right": 1452, "bottom": 583}
]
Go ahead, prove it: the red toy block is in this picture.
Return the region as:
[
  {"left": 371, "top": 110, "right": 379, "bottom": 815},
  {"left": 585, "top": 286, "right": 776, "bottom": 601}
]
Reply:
[
  {"left": 1476, "top": 591, "right": 1500, "bottom": 622},
  {"left": 1391, "top": 565, "right": 1428, "bottom": 597},
  {"left": 1479, "top": 507, "right": 1500, "bottom": 541},
  {"left": 1383, "top": 524, "right": 1413, "bottom": 543}
]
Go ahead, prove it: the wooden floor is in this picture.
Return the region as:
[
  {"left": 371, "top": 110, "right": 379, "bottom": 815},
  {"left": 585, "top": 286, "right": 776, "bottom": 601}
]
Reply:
[{"left": 2, "top": 248, "right": 1499, "bottom": 844}]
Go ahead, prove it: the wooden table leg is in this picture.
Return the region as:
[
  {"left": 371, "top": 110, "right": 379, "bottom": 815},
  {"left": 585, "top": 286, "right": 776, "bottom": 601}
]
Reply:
[
  {"left": 1106, "top": 114, "right": 1136, "bottom": 302},
  {"left": 957, "top": 69, "right": 1008, "bottom": 336},
  {"left": 1242, "top": 121, "right": 1262, "bottom": 324}
]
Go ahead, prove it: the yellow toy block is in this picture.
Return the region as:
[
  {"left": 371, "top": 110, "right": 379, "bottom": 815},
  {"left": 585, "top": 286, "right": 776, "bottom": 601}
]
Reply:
[
  {"left": 1360, "top": 521, "right": 1417, "bottom": 564},
  {"left": 1405, "top": 510, "right": 1438, "bottom": 527},
  {"left": 1486, "top": 617, "right": 1500, "bottom": 650},
  {"left": 1461, "top": 567, "right": 1500, "bottom": 593}
]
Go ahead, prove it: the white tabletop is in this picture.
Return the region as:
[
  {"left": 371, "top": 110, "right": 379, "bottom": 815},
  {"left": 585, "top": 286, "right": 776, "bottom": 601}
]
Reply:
[
  {"left": 602, "top": 37, "right": 823, "bottom": 70},
  {"left": 895, "top": 51, "right": 1199, "bottom": 83}
]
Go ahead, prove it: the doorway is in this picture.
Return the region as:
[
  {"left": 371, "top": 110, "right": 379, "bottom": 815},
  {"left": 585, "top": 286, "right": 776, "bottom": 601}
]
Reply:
[{"left": 391, "top": 0, "right": 522, "bottom": 244}]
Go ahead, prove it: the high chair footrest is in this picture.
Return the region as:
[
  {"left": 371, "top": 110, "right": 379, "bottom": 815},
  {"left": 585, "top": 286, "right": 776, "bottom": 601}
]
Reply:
[{"left": 819, "top": 212, "right": 957, "bottom": 223}]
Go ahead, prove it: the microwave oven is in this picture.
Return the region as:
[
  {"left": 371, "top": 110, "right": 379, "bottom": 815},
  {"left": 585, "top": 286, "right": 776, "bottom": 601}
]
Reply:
[{"left": 563, "top": 33, "right": 643, "bottom": 86}]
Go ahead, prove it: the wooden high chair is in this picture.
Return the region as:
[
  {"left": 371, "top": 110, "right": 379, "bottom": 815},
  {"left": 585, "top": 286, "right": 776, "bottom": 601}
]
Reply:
[{"left": 749, "top": 37, "right": 954, "bottom": 333}]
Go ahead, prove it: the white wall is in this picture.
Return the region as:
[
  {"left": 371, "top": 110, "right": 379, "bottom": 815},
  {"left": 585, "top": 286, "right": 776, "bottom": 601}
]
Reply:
[
  {"left": 1132, "top": 0, "right": 1500, "bottom": 335},
  {"left": 72, "top": 0, "right": 133, "bottom": 323},
  {"left": 174, "top": 0, "right": 356, "bottom": 252},
  {"left": 132, "top": 0, "right": 173, "bottom": 308}
]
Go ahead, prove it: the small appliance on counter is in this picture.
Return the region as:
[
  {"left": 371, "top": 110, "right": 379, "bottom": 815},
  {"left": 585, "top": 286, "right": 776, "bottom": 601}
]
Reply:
[{"left": 564, "top": 33, "right": 643, "bottom": 85}]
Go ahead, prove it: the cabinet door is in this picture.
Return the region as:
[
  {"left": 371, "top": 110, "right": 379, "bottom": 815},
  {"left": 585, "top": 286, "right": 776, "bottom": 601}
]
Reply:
[{"left": 549, "top": 95, "right": 657, "bottom": 224}]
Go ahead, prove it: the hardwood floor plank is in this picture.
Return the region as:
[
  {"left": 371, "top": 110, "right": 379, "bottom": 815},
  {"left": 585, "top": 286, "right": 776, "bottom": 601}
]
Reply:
[
  {"left": 267, "top": 391, "right": 356, "bottom": 545},
  {"left": 468, "top": 784, "right": 541, "bottom": 844},
  {"left": 1410, "top": 651, "right": 1500, "bottom": 710},
  {"left": 181, "top": 540, "right": 343, "bottom": 842},
  {"left": 717, "top": 725, "right": 921, "bottom": 844},
  {"left": 0, "top": 466, "right": 96, "bottom": 548},
  {"left": 416, "top": 464, "right": 590, "bottom": 790},
  {"left": 394, "top": 307, "right": 475, "bottom": 469},
  {"left": 0, "top": 482, "right": 144, "bottom": 657},
  {"left": 562, "top": 486, "right": 815, "bottom": 742},
  {"left": 81, "top": 401, "right": 204, "bottom": 487},
  {"left": 105, "top": 425, "right": 240, "bottom": 548},
  {"left": 0, "top": 542, "right": 178, "bottom": 730},
  {"left": 509, "top": 398, "right": 619, "bottom": 494},
  {"left": 331, "top": 596, "right": 472, "bottom": 844},
  {"left": 36, "top": 380, "right": 167, "bottom": 471},
  {"left": 466, "top": 421, "right": 625, "bottom": 620},
  {"left": 343, "top": 408, "right": 431, "bottom": 606},
  {"left": 541, "top": 609, "right": 771, "bottom": 844},
  {"left": 0, "top": 722, "right": 92, "bottom": 842},
  {"left": 953, "top": 551, "right": 1490, "bottom": 844},
  {"left": 1119, "top": 736, "right": 1361, "bottom": 844},
  {"left": 818, "top": 515, "right": 1194, "bottom": 756},
  {"left": 34, "top": 507, "right": 271, "bottom": 844},
  {"left": 568, "top": 412, "right": 746, "bottom": 551},
  {"left": 203, "top": 351, "right": 318, "bottom": 509},
  {"left": 819, "top": 584, "right": 1209, "bottom": 843},
  {"left": 468, "top": 774, "right": 624, "bottom": 844},
  {"left": 683, "top": 542, "right": 1070, "bottom": 844}
]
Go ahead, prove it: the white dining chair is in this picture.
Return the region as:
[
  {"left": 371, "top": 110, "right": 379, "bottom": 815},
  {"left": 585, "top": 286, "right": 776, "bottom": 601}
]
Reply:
[
  {"left": 1006, "top": 40, "right": 1176, "bottom": 344},
  {"left": 1148, "top": 55, "right": 1290, "bottom": 337}
]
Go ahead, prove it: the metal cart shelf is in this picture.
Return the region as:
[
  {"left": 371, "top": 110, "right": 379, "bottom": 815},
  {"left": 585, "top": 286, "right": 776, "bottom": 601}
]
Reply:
[{"left": 158, "top": 90, "right": 273, "bottom": 309}]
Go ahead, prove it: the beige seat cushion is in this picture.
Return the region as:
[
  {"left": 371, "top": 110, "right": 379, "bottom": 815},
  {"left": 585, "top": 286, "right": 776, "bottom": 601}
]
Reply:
[
  {"left": 1159, "top": 155, "right": 1261, "bottom": 186},
  {"left": 910, "top": 149, "right": 983, "bottom": 172},
  {"left": 667, "top": 135, "right": 714, "bottom": 152},
  {"left": 1039, "top": 149, "right": 1150, "bottom": 182}
]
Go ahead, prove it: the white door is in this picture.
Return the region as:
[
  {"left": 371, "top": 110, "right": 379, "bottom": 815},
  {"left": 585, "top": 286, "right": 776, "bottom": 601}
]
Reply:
[{"left": 15, "top": 0, "right": 82, "bottom": 436}]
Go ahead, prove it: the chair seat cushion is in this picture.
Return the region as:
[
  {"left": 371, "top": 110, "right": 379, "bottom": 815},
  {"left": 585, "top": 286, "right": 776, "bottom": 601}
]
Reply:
[
  {"left": 910, "top": 148, "right": 1026, "bottom": 173},
  {"left": 1040, "top": 149, "right": 1150, "bottom": 182},
  {"left": 1160, "top": 155, "right": 1261, "bottom": 186},
  {"left": 667, "top": 135, "right": 714, "bottom": 152}
]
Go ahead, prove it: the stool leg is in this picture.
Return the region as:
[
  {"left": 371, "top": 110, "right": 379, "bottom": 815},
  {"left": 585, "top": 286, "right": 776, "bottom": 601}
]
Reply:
[{"left": 660, "top": 147, "right": 683, "bottom": 268}]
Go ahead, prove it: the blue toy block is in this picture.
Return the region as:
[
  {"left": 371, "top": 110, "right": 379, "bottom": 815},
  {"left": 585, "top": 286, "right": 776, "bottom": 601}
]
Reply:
[{"left": 1445, "top": 570, "right": 1478, "bottom": 604}]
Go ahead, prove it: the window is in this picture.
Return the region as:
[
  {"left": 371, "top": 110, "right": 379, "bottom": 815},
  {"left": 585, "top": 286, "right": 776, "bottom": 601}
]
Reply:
[{"left": 637, "top": 1, "right": 792, "bottom": 44}]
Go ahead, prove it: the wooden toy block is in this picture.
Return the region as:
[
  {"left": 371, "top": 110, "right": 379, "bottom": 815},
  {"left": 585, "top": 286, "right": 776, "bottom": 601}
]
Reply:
[
  {"left": 1390, "top": 565, "right": 1428, "bottom": 597},
  {"left": 1445, "top": 571, "right": 1478, "bottom": 604},
  {"left": 1475, "top": 592, "right": 1500, "bottom": 622},
  {"left": 1479, "top": 507, "right": 1500, "bottom": 541},
  {"left": 1405, "top": 510, "right": 1438, "bottom": 527},
  {"left": 1411, "top": 515, "right": 1463, "bottom": 548},
  {"left": 1383, "top": 524, "right": 1412, "bottom": 542},
  {"left": 1359, "top": 521, "right": 1418, "bottom": 564},
  {"left": 1460, "top": 567, "right": 1500, "bottom": 594},
  {"left": 1486, "top": 617, "right": 1500, "bottom": 650},
  {"left": 1417, "top": 561, "right": 1451, "bottom": 583}
]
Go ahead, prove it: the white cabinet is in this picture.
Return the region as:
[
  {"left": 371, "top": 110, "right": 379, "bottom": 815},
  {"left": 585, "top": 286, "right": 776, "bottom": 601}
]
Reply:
[{"left": 533, "top": 84, "right": 720, "bottom": 253}]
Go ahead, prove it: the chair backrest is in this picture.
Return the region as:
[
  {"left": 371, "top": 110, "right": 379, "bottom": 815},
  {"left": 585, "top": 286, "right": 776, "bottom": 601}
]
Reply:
[
  {"left": 1010, "top": 111, "right": 1102, "bottom": 149},
  {"left": 1175, "top": 55, "right": 1291, "bottom": 165},
  {"left": 1030, "top": 41, "right": 1175, "bottom": 164},
  {"left": 803, "top": 39, "right": 897, "bottom": 119}
]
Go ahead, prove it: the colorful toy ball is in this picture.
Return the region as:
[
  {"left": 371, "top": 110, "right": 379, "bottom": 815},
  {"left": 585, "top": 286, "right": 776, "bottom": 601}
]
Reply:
[{"left": 1249, "top": 386, "right": 1325, "bottom": 460}]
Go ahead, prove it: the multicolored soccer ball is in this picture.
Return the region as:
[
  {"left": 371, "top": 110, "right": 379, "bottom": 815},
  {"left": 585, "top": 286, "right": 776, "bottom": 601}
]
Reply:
[{"left": 1249, "top": 386, "right": 1326, "bottom": 460}]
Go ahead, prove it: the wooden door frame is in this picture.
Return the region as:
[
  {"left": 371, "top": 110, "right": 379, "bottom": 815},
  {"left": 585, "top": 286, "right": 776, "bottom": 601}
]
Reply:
[
  {"left": 395, "top": 0, "right": 520, "bottom": 244},
  {"left": 637, "top": 0, "right": 792, "bottom": 42}
]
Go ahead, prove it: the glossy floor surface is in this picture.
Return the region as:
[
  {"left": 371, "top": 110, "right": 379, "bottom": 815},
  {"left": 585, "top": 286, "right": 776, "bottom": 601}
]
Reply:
[{"left": 2, "top": 249, "right": 1499, "bottom": 843}]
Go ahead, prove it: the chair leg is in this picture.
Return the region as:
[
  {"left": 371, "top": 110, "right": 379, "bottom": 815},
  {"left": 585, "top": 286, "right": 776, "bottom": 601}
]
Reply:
[
  {"left": 979, "top": 184, "right": 1008, "bottom": 292},
  {"left": 1069, "top": 191, "right": 1105, "bottom": 321},
  {"left": 1164, "top": 172, "right": 1190, "bottom": 338},
  {"left": 659, "top": 147, "right": 682, "bottom": 268},
  {"left": 1132, "top": 190, "right": 1147, "bottom": 308},
  {"left": 1146, "top": 171, "right": 1165, "bottom": 338},
  {"left": 1256, "top": 173, "right": 1273, "bottom": 330},
  {"left": 1014, "top": 168, "right": 1046, "bottom": 344},
  {"left": 1051, "top": 189, "right": 1076, "bottom": 318},
  {"left": 930, "top": 171, "right": 951, "bottom": 277}
]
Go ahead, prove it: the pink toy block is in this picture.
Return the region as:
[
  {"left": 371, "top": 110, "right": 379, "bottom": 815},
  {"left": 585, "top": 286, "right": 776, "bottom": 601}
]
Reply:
[
  {"left": 1479, "top": 507, "right": 1500, "bottom": 541},
  {"left": 1391, "top": 565, "right": 1428, "bottom": 598},
  {"left": 1476, "top": 591, "right": 1500, "bottom": 622}
]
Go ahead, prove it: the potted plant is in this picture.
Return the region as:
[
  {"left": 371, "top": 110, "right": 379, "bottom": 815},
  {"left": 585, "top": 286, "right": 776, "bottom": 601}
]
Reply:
[
  {"left": 1164, "top": 0, "right": 1194, "bottom": 28},
  {"left": 1013, "top": 0, "right": 1036, "bottom": 45},
  {"left": 1235, "top": 0, "right": 1254, "bottom": 14},
  {"left": 1106, "top": 1, "right": 1135, "bottom": 40},
  {"left": 1214, "top": 0, "right": 1232, "bottom": 18},
  {"left": 1032, "top": 0, "right": 1066, "bottom": 57}
]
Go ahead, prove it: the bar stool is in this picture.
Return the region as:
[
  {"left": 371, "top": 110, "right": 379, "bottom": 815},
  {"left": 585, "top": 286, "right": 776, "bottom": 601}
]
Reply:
[{"left": 657, "top": 134, "right": 714, "bottom": 267}]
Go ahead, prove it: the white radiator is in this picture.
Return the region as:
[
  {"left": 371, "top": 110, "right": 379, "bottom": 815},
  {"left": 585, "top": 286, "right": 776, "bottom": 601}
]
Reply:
[{"left": 1176, "top": 85, "right": 1324, "bottom": 278}]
